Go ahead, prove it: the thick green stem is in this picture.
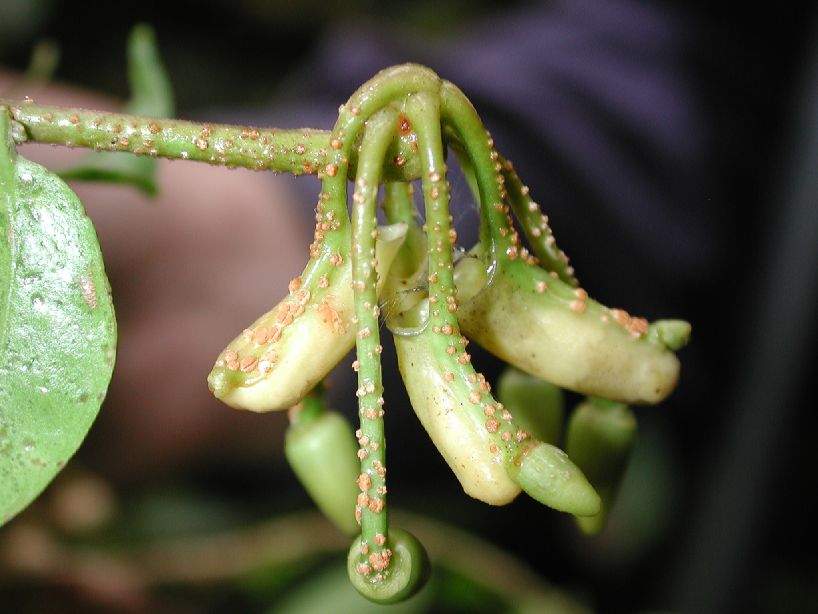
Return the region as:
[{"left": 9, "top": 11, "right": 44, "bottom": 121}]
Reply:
[
  {"left": 4, "top": 99, "right": 331, "bottom": 174},
  {"left": 350, "top": 107, "right": 400, "bottom": 577},
  {"left": 0, "top": 99, "right": 422, "bottom": 181}
]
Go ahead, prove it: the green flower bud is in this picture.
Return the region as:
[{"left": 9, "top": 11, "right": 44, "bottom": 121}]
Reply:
[
  {"left": 496, "top": 367, "right": 564, "bottom": 445},
  {"left": 347, "top": 527, "right": 430, "bottom": 604},
  {"left": 506, "top": 441, "right": 601, "bottom": 516},
  {"left": 208, "top": 223, "right": 407, "bottom": 411},
  {"left": 454, "top": 254, "right": 688, "bottom": 405},
  {"left": 566, "top": 397, "right": 637, "bottom": 535},
  {"left": 648, "top": 319, "right": 692, "bottom": 351},
  {"left": 285, "top": 399, "right": 360, "bottom": 536}
]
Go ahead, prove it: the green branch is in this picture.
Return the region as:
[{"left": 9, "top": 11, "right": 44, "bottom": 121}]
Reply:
[{"left": 0, "top": 99, "right": 421, "bottom": 182}]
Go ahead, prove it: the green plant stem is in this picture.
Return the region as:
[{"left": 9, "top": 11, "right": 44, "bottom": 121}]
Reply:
[
  {"left": 405, "top": 91, "right": 532, "bottom": 460},
  {"left": 382, "top": 181, "right": 425, "bottom": 276},
  {"left": 439, "top": 82, "right": 519, "bottom": 262},
  {"left": 4, "top": 99, "right": 330, "bottom": 174},
  {"left": 0, "top": 100, "right": 421, "bottom": 182},
  {"left": 290, "top": 385, "right": 326, "bottom": 427},
  {"left": 499, "top": 155, "right": 578, "bottom": 286},
  {"left": 405, "top": 94, "right": 458, "bottom": 332},
  {"left": 350, "top": 107, "right": 400, "bottom": 570},
  {"left": 383, "top": 181, "right": 425, "bottom": 253}
]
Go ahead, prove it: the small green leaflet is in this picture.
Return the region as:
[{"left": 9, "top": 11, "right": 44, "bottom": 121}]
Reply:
[
  {"left": 1, "top": 109, "right": 116, "bottom": 526},
  {"left": 59, "top": 23, "right": 175, "bottom": 195}
]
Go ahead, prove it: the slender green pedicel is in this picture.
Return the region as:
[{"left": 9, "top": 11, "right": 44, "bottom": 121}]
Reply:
[
  {"left": 347, "top": 104, "right": 429, "bottom": 602},
  {"left": 379, "top": 181, "right": 429, "bottom": 323},
  {"left": 393, "top": 93, "right": 598, "bottom": 516},
  {"left": 441, "top": 81, "right": 688, "bottom": 405},
  {"left": 439, "top": 82, "right": 520, "bottom": 263},
  {"left": 499, "top": 155, "right": 577, "bottom": 286},
  {"left": 349, "top": 107, "right": 397, "bottom": 569}
]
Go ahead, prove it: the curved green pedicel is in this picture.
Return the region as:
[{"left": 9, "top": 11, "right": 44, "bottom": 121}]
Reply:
[
  {"left": 439, "top": 81, "right": 519, "bottom": 263},
  {"left": 392, "top": 93, "right": 598, "bottom": 516},
  {"left": 0, "top": 109, "right": 117, "bottom": 526},
  {"left": 442, "top": 89, "right": 575, "bottom": 284},
  {"left": 348, "top": 106, "right": 402, "bottom": 572},
  {"left": 566, "top": 397, "right": 637, "bottom": 535},
  {"left": 439, "top": 80, "right": 689, "bottom": 405},
  {"left": 499, "top": 154, "right": 578, "bottom": 286},
  {"left": 284, "top": 389, "right": 360, "bottom": 537},
  {"left": 347, "top": 527, "right": 430, "bottom": 604},
  {"left": 208, "top": 68, "right": 447, "bottom": 411}
]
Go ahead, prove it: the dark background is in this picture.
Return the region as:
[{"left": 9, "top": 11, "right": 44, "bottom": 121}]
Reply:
[{"left": 2, "top": 1, "right": 817, "bottom": 612}]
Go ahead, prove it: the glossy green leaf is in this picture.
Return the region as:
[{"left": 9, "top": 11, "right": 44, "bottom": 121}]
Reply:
[
  {"left": 0, "top": 109, "right": 116, "bottom": 526},
  {"left": 59, "top": 23, "right": 175, "bottom": 195}
]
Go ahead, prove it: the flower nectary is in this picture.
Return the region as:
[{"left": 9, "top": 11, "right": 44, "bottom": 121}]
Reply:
[{"left": 207, "top": 222, "right": 407, "bottom": 412}]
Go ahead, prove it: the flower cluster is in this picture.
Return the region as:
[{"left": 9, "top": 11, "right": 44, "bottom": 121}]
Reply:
[{"left": 207, "top": 65, "right": 689, "bottom": 603}]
